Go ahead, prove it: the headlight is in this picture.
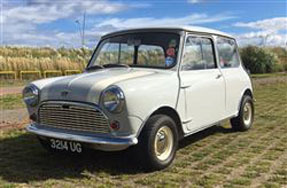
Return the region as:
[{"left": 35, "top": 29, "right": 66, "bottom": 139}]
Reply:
[
  {"left": 23, "top": 85, "right": 39, "bottom": 106},
  {"left": 102, "top": 86, "right": 125, "bottom": 113}
]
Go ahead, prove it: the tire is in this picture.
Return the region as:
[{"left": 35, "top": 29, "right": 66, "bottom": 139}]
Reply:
[
  {"left": 231, "top": 95, "right": 254, "bottom": 131},
  {"left": 136, "top": 114, "right": 178, "bottom": 171}
]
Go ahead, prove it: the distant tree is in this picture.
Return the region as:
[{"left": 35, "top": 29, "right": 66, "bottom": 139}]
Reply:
[{"left": 240, "top": 46, "right": 279, "bottom": 74}]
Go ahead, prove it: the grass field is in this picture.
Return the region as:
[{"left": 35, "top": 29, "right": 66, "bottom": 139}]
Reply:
[
  {"left": 0, "top": 75, "right": 286, "bottom": 187},
  {"left": 0, "top": 94, "right": 24, "bottom": 110}
]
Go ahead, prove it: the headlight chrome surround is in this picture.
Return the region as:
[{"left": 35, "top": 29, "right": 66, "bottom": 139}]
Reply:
[
  {"left": 23, "top": 85, "right": 39, "bottom": 107},
  {"left": 101, "top": 86, "right": 125, "bottom": 113}
]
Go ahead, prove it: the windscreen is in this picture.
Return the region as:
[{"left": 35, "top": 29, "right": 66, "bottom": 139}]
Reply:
[{"left": 88, "top": 32, "right": 180, "bottom": 69}]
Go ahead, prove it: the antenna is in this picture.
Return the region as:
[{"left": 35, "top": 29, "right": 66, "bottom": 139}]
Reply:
[
  {"left": 82, "top": 10, "right": 86, "bottom": 47},
  {"left": 75, "top": 19, "right": 82, "bottom": 45},
  {"left": 75, "top": 10, "right": 86, "bottom": 47}
]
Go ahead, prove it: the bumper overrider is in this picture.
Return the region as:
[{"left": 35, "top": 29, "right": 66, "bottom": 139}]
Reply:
[{"left": 27, "top": 123, "right": 138, "bottom": 151}]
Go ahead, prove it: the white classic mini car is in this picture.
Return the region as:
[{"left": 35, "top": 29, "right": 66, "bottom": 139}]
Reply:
[{"left": 24, "top": 26, "right": 254, "bottom": 170}]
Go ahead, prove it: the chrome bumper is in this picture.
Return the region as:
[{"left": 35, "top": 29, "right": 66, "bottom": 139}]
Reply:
[{"left": 26, "top": 124, "right": 138, "bottom": 151}]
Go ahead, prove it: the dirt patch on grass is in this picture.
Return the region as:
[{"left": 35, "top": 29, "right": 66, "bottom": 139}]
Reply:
[
  {"left": 0, "top": 108, "right": 28, "bottom": 124},
  {"left": 0, "top": 121, "right": 26, "bottom": 131},
  {"left": 253, "top": 75, "right": 287, "bottom": 86},
  {"left": 0, "top": 86, "right": 23, "bottom": 96}
]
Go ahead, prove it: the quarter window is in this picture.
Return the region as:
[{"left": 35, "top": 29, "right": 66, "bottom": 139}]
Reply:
[
  {"left": 182, "top": 36, "right": 216, "bottom": 71},
  {"left": 216, "top": 37, "right": 240, "bottom": 68}
]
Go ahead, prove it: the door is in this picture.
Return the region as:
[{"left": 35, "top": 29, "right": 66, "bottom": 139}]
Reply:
[{"left": 179, "top": 35, "right": 225, "bottom": 132}]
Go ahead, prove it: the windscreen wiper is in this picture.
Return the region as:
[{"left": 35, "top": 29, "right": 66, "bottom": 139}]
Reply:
[
  {"left": 103, "top": 64, "right": 130, "bottom": 68},
  {"left": 85, "top": 65, "right": 104, "bottom": 72}
]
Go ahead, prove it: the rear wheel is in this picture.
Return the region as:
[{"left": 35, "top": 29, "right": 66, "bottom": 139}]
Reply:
[
  {"left": 231, "top": 95, "right": 254, "bottom": 131},
  {"left": 136, "top": 115, "right": 178, "bottom": 170}
]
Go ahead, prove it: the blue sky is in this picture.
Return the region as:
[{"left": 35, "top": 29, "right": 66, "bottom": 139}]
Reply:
[{"left": 1, "top": 0, "right": 286, "bottom": 48}]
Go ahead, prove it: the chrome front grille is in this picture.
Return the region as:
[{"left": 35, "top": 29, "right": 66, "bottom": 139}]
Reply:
[{"left": 39, "top": 102, "right": 110, "bottom": 134}]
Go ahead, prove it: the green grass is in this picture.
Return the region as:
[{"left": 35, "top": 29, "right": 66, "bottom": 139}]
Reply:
[
  {"left": 251, "top": 72, "right": 286, "bottom": 79},
  {"left": 0, "top": 94, "right": 25, "bottom": 109},
  {"left": 0, "top": 80, "right": 29, "bottom": 87},
  {"left": 0, "top": 75, "right": 286, "bottom": 187}
]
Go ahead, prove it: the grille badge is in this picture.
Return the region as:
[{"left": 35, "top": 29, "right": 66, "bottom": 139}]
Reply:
[
  {"left": 61, "top": 90, "right": 69, "bottom": 98},
  {"left": 62, "top": 104, "right": 70, "bottom": 109}
]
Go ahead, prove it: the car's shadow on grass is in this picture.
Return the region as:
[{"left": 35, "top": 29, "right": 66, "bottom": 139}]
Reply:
[
  {"left": 0, "top": 125, "right": 234, "bottom": 183},
  {"left": 178, "top": 125, "right": 234, "bottom": 149}
]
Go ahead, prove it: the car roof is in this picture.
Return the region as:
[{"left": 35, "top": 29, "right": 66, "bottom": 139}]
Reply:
[{"left": 101, "top": 25, "right": 234, "bottom": 39}]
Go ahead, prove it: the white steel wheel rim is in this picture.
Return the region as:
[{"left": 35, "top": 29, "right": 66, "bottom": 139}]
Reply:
[
  {"left": 243, "top": 102, "right": 252, "bottom": 126},
  {"left": 154, "top": 126, "right": 174, "bottom": 161}
]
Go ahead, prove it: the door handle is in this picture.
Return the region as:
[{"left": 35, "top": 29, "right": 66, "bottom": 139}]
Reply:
[
  {"left": 181, "top": 85, "right": 191, "bottom": 89},
  {"left": 216, "top": 74, "right": 222, "bottom": 79}
]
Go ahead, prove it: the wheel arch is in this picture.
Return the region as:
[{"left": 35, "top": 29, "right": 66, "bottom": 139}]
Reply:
[
  {"left": 137, "top": 106, "right": 184, "bottom": 140},
  {"left": 243, "top": 88, "right": 253, "bottom": 98},
  {"left": 237, "top": 88, "right": 254, "bottom": 113}
]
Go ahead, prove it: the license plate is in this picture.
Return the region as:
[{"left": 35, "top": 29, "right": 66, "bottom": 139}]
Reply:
[{"left": 50, "top": 139, "right": 82, "bottom": 153}]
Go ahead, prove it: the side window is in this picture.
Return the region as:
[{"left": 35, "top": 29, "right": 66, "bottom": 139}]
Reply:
[
  {"left": 182, "top": 36, "right": 216, "bottom": 71},
  {"left": 216, "top": 37, "right": 240, "bottom": 68}
]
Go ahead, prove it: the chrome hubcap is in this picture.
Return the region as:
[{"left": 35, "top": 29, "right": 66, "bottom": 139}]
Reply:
[
  {"left": 243, "top": 102, "right": 252, "bottom": 126},
  {"left": 154, "top": 126, "right": 173, "bottom": 161}
]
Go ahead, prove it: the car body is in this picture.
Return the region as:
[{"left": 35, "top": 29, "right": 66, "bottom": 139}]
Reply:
[{"left": 24, "top": 26, "right": 254, "bottom": 170}]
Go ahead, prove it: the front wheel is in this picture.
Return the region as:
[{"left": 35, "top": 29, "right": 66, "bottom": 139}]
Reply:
[
  {"left": 136, "top": 115, "right": 178, "bottom": 171},
  {"left": 231, "top": 95, "right": 254, "bottom": 131}
]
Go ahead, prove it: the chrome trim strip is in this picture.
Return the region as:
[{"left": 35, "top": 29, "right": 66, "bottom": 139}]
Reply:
[
  {"left": 183, "top": 115, "right": 236, "bottom": 137},
  {"left": 38, "top": 101, "right": 108, "bottom": 119},
  {"left": 27, "top": 124, "right": 138, "bottom": 146}
]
